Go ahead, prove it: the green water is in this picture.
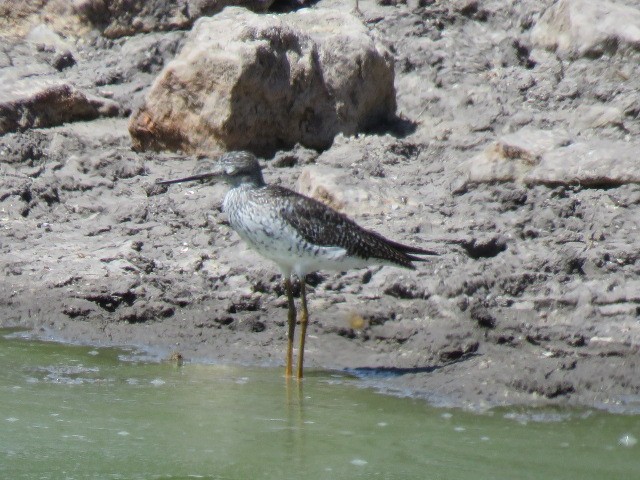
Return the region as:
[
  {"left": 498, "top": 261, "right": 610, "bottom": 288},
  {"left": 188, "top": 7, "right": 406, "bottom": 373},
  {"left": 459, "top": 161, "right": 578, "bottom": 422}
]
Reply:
[{"left": 1, "top": 330, "right": 638, "bottom": 480}]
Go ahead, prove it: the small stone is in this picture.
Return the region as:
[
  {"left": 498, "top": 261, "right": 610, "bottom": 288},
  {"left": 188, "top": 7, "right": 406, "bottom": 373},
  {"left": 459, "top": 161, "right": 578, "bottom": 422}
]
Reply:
[{"left": 465, "top": 127, "right": 571, "bottom": 184}]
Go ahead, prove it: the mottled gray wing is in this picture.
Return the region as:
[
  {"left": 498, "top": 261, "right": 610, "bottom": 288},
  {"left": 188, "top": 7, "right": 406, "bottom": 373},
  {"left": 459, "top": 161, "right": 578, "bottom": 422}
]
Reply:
[{"left": 264, "top": 186, "right": 436, "bottom": 269}]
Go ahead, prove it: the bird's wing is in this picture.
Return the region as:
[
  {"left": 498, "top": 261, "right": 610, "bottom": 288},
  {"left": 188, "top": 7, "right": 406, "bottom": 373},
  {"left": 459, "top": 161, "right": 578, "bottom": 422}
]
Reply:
[{"left": 263, "top": 186, "right": 435, "bottom": 269}]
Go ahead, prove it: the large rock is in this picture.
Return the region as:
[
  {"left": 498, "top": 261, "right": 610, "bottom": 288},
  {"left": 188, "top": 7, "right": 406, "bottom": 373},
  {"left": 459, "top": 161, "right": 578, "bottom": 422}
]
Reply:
[
  {"left": 531, "top": 0, "right": 640, "bottom": 58},
  {"left": 74, "top": 0, "right": 275, "bottom": 39},
  {"left": 129, "top": 7, "right": 396, "bottom": 155},
  {"left": 0, "top": 77, "right": 120, "bottom": 134}
]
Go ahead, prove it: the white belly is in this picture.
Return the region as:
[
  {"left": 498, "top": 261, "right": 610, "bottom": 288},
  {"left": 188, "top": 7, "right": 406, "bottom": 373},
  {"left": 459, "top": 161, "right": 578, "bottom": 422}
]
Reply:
[{"left": 223, "top": 187, "right": 380, "bottom": 277}]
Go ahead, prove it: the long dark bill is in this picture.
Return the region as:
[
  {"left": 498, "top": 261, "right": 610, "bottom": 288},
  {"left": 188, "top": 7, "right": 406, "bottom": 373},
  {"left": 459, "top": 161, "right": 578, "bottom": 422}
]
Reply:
[{"left": 155, "top": 172, "right": 219, "bottom": 185}]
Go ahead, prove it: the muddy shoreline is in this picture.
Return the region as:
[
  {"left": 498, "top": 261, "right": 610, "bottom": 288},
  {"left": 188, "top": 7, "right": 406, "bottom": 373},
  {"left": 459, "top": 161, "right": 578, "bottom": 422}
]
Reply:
[{"left": 2, "top": 0, "right": 640, "bottom": 412}]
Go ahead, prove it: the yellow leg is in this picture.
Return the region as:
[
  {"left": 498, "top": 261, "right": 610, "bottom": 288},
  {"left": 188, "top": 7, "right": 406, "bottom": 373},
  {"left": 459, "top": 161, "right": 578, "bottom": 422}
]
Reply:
[
  {"left": 284, "top": 277, "right": 296, "bottom": 378},
  {"left": 297, "top": 278, "right": 309, "bottom": 380}
]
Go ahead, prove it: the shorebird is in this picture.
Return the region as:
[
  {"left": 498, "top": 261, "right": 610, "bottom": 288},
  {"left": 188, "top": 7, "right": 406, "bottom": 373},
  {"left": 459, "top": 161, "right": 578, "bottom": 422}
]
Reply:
[{"left": 157, "top": 151, "right": 436, "bottom": 379}]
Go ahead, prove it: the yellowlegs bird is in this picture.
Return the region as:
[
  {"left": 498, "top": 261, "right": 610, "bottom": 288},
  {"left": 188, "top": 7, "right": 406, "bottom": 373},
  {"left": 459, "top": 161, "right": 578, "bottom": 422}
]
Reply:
[{"left": 157, "top": 151, "right": 437, "bottom": 379}]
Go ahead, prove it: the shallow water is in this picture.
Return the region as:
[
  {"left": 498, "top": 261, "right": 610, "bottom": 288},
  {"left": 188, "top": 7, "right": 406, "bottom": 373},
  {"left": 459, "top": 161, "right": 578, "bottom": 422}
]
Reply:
[{"left": 1, "top": 330, "right": 638, "bottom": 480}]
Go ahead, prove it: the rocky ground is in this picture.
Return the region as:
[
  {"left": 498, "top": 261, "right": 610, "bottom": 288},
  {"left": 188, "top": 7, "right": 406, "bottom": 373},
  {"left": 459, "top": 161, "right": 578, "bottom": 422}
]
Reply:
[{"left": 1, "top": 0, "right": 640, "bottom": 412}]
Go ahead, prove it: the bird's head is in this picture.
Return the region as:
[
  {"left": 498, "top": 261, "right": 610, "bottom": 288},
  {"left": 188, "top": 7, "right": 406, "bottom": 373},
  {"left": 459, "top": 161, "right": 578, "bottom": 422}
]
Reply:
[{"left": 156, "top": 151, "right": 265, "bottom": 188}]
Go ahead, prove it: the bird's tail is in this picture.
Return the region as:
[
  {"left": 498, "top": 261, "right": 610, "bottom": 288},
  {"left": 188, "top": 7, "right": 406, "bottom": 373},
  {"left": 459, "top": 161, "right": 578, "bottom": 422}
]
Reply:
[
  {"left": 384, "top": 239, "right": 439, "bottom": 269},
  {"left": 386, "top": 239, "right": 439, "bottom": 257}
]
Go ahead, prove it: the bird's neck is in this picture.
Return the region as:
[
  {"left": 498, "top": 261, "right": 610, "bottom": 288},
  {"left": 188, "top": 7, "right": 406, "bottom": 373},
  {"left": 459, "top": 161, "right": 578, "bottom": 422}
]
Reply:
[
  {"left": 228, "top": 173, "right": 266, "bottom": 189},
  {"left": 223, "top": 182, "right": 262, "bottom": 215},
  {"left": 231, "top": 182, "right": 263, "bottom": 193}
]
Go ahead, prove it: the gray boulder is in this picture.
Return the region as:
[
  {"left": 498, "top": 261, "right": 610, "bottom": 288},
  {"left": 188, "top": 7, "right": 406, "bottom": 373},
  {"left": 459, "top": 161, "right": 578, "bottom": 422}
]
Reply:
[
  {"left": 464, "top": 128, "right": 640, "bottom": 188},
  {"left": 525, "top": 140, "right": 640, "bottom": 187},
  {"left": 531, "top": 0, "right": 640, "bottom": 58},
  {"left": 0, "top": 77, "right": 120, "bottom": 134}
]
